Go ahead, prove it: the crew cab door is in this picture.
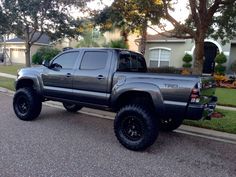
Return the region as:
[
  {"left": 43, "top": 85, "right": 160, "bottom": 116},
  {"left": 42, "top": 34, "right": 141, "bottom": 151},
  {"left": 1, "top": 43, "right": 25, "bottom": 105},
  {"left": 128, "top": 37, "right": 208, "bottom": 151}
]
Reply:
[
  {"left": 72, "top": 50, "right": 112, "bottom": 105},
  {"left": 42, "top": 51, "right": 80, "bottom": 99}
]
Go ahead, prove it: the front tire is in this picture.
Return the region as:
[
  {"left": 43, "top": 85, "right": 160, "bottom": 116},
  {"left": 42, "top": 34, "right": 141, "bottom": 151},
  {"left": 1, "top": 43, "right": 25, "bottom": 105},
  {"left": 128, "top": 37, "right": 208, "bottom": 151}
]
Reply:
[
  {"left": 13, "top": 88, "right": 42, "bottom": 121},
  {"left": 63, "top": 102, "right": 82, "bottom": 113},
  {"left": 114, "top": 104, "right": 158, "bottom": 151},
  {"left": 160, "top": 117, "right": 183, "bottom": 132}
]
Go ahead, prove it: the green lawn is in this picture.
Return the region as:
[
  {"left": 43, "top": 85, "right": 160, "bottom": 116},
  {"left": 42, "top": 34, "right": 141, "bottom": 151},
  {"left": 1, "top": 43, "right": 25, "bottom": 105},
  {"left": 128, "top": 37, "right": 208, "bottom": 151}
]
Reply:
[
  {"left": 0, "top": 64, "right": 24, "bottom": 75},
  {"left": 0, "top": 77, "right": 15, "bottom": 91},
  {"left": 215, "top": 88, "right": 236, "bottom": 107},
  {"left": 184, "top": 109, "right": 236, "bottom": 134}
]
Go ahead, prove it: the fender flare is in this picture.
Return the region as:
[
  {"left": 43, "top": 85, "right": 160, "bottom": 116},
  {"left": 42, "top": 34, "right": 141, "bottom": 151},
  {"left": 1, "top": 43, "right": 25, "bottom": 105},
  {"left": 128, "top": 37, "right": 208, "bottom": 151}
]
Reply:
[
  {"left": 16, "top": 75, "right": 43, "bottom": 95},
  {"left": 111, "top": 82, "right": 164, "bottom": 116}
]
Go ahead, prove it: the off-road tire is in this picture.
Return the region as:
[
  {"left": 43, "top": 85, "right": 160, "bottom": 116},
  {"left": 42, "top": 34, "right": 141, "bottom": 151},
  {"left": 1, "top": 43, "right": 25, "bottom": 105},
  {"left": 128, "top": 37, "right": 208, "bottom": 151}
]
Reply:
[
  {"left": 13, "top": 87, "right": 42, "bottom": 121},
  {"left": 63, "top": 102, "right": 82, "bottom": 113},
  {"left": 114, "top": 104, "right": 158, "bottom": 151},
  {"left": 160, "top": 117, "right": 183, "bottom": 132}
]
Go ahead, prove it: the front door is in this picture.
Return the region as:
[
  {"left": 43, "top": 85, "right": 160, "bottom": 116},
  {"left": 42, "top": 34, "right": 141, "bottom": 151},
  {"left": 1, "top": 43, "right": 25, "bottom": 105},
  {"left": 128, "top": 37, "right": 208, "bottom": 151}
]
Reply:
[
  {"left": 203, "top": 42, "right": 218, "bottom": 74},
  {"left": 42, "top": 51, "right": 80, "bottom": 99}
]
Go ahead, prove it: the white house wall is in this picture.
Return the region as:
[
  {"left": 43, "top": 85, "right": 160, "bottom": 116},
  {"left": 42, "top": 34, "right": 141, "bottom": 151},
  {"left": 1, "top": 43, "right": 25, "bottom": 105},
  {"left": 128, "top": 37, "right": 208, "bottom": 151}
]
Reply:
[
  {"left": 145, "top": 40, "right": 194, "bottom": 68},
  {"left": 145, "top": 38, "right": 233, "bottom": 72}
]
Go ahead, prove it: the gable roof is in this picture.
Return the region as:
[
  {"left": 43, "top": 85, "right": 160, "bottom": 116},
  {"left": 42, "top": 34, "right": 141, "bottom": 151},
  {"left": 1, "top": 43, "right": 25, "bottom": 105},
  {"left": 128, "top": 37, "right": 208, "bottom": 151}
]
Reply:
[
  {"left": 2, "top": 33, "right": 51, "bottom": 45},
  {"left": 146, "top": 31, "right": 186, "bottom": 42}
]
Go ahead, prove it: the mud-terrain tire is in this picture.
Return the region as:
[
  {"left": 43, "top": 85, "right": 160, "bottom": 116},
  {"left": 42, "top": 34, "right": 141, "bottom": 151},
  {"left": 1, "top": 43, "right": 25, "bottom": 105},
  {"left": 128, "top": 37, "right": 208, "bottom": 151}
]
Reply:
[
  {"left": 160, "top": 117, "right": 183, "bottom": 132},
  {"left": 63, "top": 102, "right": 82, "bottom": 113},
  {"left": 13, "top": 88, "right": 42, "bottom": 121},
  {"left": 114, "top": 104, "right": 158, "bottom": 151}
]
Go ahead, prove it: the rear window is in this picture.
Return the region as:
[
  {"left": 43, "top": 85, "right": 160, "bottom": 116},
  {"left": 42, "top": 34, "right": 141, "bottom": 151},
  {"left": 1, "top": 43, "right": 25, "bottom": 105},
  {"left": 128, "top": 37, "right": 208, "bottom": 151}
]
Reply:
[{"left": 117, "top": 52, "right": 147, "bottom": 72}]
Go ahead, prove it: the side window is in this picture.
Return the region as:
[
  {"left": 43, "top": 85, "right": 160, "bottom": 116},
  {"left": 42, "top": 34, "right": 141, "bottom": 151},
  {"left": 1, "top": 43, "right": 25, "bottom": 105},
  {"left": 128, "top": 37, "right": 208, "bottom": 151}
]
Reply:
[
  {"left": 118, "top": 52, "right": 147, "bottom": 72},
  {"left": 80, "top": 51, "right": 108, "bottom": 70},
  {"left": 130, "top": 53, "right": 147, "bottom": 72},
  {"left": 52, "top": 52, "right": 79, "bottom": 69},
  {"left": 118, "top": 53, "right": 131, "bottom": 72}
]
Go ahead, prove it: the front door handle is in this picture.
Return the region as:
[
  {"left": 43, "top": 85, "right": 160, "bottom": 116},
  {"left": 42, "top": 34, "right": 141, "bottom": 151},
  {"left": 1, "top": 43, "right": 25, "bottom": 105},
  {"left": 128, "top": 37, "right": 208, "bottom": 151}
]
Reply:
[
  {"left": 66, "top": 73, "right": 72, "bottom": 77},
  {"left": 97, "top": 75, "right": 105, "bottom": 80}
]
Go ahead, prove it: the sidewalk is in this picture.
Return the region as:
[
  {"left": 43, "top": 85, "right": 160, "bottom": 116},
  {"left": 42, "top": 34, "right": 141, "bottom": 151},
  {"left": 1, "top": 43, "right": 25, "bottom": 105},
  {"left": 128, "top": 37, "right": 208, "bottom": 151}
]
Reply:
[{"left": 0, "top": 72, "right": 17, "bottom": 79}]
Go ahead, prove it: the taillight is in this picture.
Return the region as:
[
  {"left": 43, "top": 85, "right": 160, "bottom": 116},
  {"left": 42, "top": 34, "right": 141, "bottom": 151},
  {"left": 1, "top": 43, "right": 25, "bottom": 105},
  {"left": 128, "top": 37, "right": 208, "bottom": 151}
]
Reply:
[{"left": 190, "top": 87, "right": 200, "bottom": 103}]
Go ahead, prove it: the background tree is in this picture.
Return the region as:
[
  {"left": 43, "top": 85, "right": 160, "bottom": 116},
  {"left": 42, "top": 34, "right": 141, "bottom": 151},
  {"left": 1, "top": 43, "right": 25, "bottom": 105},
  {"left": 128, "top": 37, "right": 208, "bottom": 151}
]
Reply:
[
  {"left": 76, "top": 20, "right": 105, "bottom": 47},
  {"left": 94, "top": 0, "right": 163, "bottom": 54},
  {"left": 161, "top": 0, "right": 236, "bottom": 74},
  {"left": 0, "top": 0, "right": 89, "bottom": 67}
]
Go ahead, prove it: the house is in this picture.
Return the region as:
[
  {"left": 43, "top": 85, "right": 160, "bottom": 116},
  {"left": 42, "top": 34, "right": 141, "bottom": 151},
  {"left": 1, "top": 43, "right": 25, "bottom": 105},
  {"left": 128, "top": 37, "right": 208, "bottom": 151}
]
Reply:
[
  {"left": 0, "top": 33, "right": 51, "bottom": 64},
  {"left": 142, "top": 33, "right": 236, "bottom": 74}
]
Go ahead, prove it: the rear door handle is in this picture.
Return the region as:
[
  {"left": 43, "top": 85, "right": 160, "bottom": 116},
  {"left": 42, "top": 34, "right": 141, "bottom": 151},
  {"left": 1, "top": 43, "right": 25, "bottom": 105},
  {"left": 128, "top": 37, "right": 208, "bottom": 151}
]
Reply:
[
  {"left": 97, "top": 75, "right": 105, "bottom": 80},
  {"left": 66, "top": 73, "right": 72, "bottom": 77}
]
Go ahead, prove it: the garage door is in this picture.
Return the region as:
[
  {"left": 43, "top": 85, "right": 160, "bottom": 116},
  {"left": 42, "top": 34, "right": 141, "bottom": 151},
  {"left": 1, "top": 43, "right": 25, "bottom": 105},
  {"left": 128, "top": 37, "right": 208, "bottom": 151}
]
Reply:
[{"left": 10, "top": 48, "right": 25, "bottom": 64}]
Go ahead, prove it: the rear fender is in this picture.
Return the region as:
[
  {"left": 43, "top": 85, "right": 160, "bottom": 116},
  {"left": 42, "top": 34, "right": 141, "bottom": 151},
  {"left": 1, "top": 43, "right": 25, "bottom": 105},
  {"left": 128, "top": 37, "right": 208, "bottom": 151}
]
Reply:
[{"left": 111, "top": 82, "right": 164, "bottom": 115}]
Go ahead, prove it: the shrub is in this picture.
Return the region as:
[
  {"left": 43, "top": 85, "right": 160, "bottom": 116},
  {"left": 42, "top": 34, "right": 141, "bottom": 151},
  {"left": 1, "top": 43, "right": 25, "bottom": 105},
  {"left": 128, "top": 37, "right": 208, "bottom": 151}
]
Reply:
[
  {"left": 107, "top": 38, "right": 128, "bottom": 49},
  {"left": 214, "top": 52, "right": 227, "bottom": 75},
  {"left": 215, "top": 65, "right": 226, "bottom": 75},
  {"left": 182, "top": 53, "right": 192, "bottom": 68},
  {"left": 183, "top": 63, "right": 192, "bottom": 68},
  {"left": 148, "top": 67, "right": 181, "bottom": 74},
  {"left": 32, "top": 47, "right": 60, "bottom": 64},
  {"left": 215, "top": 52, "right": 227, "bottom": 64}
]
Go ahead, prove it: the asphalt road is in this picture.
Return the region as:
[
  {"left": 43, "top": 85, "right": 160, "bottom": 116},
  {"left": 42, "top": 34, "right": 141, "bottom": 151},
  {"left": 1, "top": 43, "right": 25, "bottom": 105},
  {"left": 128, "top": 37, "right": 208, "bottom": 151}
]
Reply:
[{"left": 0, "top": 93, "right": 236, "bottom": 177}]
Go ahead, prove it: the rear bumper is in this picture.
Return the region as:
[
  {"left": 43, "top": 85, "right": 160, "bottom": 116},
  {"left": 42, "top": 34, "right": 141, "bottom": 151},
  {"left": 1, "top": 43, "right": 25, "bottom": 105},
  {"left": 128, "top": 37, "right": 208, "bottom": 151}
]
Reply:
[{"left": 185, "top": 96, "right": 217, "bottom": 120}]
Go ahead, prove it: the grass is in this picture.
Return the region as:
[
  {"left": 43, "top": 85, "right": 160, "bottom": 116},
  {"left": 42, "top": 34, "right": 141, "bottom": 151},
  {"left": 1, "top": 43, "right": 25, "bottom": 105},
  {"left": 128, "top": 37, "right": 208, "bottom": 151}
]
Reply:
[
  {"left": 215, "top": 88, "right": 236, "bottom": 107},
  {"left": 184, "top": 109, "right": 236, "bottom": 134},
  {"left": 0, "top": 64, "right": 24, "bottom": 75},
  {"left": 0, "top": 76, "right": 15, "bottom": 91}
]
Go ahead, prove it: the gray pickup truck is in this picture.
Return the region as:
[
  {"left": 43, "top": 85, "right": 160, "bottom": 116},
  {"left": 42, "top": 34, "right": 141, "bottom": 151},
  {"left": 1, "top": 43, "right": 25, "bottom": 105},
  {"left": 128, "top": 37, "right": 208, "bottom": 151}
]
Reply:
[{"left": 13, "top": 48, "right": 217, "bottom": 151}]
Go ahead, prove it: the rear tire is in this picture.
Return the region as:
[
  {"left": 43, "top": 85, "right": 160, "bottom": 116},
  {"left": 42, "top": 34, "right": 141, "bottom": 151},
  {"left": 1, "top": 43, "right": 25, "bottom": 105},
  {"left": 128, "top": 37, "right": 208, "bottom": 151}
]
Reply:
[
  {"left": 160, "top": 117, "right": 183, "bottom": 132},
  {"left": 114, "top": 104, "right": 158, "bottom": 151},
  {"left": 13, "top": 88, "right": 42, "bottom": 121},
  {"left": 63, "top": 102, "right": 82, "bottom": 113}
]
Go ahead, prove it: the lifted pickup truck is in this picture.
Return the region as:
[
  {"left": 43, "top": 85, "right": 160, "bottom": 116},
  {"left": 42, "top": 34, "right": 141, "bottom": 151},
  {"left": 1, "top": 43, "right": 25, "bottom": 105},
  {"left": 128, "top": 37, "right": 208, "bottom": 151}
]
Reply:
[{"left": 13, "top": 48, "right": 217, "bottom": 151}]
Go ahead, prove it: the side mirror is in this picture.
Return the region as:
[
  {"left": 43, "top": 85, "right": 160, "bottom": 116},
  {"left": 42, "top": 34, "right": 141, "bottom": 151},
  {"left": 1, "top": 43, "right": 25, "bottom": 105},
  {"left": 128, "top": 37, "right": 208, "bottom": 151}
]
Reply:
[{"left": 42, "top": 60, "right": 50, "bottom": 68}]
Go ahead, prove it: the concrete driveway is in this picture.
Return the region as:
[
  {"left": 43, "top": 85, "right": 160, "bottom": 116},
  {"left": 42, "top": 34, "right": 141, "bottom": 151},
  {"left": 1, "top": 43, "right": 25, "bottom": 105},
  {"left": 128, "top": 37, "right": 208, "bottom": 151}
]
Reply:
[{"left": 0, "top": 93, "right": 236, "bottom": 177}]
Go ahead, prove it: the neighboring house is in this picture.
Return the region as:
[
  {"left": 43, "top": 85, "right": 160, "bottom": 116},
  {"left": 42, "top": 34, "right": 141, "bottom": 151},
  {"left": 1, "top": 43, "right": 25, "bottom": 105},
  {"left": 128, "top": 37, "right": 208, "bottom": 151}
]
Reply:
[
  {"left": 142, "top": 32, "right": 236, "bottom": 74},
  {"left": 0, "top": 33, "right": 51, "bottom": 64}
]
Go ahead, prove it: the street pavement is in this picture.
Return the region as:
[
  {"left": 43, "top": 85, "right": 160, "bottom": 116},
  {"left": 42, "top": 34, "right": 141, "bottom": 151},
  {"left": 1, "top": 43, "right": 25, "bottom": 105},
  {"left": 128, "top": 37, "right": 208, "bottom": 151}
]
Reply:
[{"left": 0, "top": 93, "right": 236, "bottom": 177}]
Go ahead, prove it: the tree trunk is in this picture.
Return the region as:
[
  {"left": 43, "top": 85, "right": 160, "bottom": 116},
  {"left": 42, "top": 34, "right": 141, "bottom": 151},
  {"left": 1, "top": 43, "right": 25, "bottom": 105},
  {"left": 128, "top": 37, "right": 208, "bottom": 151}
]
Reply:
[
  {"left": 192, "top": 36, "right": 205, "bottom": 75},
  {"left": 140, "top": 20, "right": 147, "bottom": 55},
  {"left": 25, "top": 42, "right": 31, "bottom": 67},
  {"left": 3, "top": 35, "right": 6, "bottom": 66},
  {"left": 121, "top": 29, "right": 129, "bottom": 45}
]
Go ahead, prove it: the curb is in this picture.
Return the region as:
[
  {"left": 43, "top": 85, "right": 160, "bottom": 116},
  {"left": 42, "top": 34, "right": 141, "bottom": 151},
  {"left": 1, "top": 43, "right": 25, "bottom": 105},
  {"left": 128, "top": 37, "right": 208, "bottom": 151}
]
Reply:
[{"left": 1, "top": 87, "right": 236, "bottom": 145}]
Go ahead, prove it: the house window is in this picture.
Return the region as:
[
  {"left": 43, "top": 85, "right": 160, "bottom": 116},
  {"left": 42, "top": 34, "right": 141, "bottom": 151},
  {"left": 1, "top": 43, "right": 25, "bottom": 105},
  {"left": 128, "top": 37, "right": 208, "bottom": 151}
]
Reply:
[{"left": 149, "top": 48, "right": 171, "bottom": 67}]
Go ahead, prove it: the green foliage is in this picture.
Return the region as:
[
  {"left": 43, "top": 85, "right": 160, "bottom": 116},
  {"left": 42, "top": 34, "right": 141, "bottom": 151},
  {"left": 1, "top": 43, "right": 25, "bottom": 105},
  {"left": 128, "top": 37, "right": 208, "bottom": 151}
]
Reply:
[
  {"left": 182, "top": 54, "right": 193, "bottom": 63},
  {"left": 183, "top": 63, "right": 192, "bottom": 68},
  {"left": 214, "top": 52, "right": 227, "bottom": 75},
  {"left": 214, "top": 65, "right": 226, "bottom": 75},
  {"left": 94, "top": 0, "right": 163, "bottom": 40},
  {"left": 106, "top": 39, "right": 128, "bottom": 49},
  {"left": 215, "top": 52, "right": 227, "bottom": 64},
  {"left": 148, "top": 67, "right": 181, "bottom": 74},
  {"left": 32, "top": 47, "right": 60, "bottom": 65},
  {"left": 76, "top": 20, "right": 106, "bottom": 48},
  {"left": 182, "top": 54, "right": 192, "bottom": 68},
  {"left": 210, "top": 1, "right": 236, "bottom": 45}
]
